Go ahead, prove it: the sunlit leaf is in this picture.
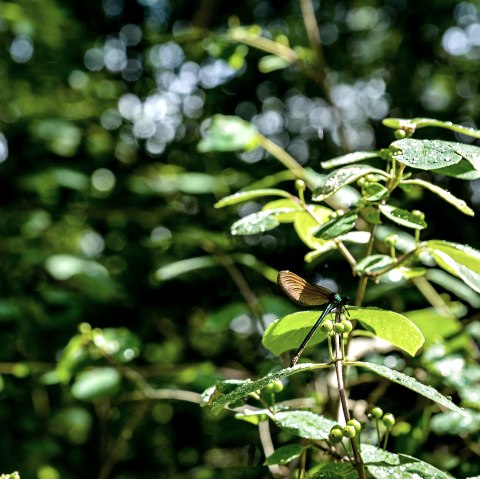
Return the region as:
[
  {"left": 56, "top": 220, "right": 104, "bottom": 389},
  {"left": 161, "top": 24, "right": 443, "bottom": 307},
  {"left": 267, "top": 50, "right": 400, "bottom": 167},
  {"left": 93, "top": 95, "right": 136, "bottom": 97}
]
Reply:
[
  {"left": 258, "top": 54, "right": 291, "bottom": 72},
  {"left": 349, "top": 307, "right": 424, "bottom": 356},
  {"left": 363, "top": 182, "right": 389, "bottom": 201},
  {"left": 379, "top": 204, "right": 427, "bottom": 230},
  {"left": 348, "top": 361, "right": 464, "bottom": 414},
  {"left": 431, "top": 410, "right": 480, "bottom": 435},
  {"left": 263, "top": 198, "right": 302, "bottom": 222},
  {"left": 313, "top": 165, "right": 387, "bottom": 201},
  {"left": 404, "top": 308, "right": 462, "bottom": 349},
  {"left": 198, "top": 115, "right": 260, "bottom": 152},
  {"left": 314, "top": 210, "right": 358, "bottom": 239},
  {"left": 264, "top": 444, "right": 305, "bottom": 465},
  {"left": 214, "top": 188, "right": 291, "bottom": 208},
  {"left": 320, "top": 151, "right": 381, "bottom": 169},
  {"left": 426, "top": 269, "right": 480, "bottom": 308},
  {"left": 231, "top": 208, "right": 297, "bottom": 235},
  {"left": 262, "top": 311, "right": 328, "bottom": 356},
  {"left": 361, "top": 444, "right": 456, "bottom": 479},
  {"left": 155, "top": 256, "right": 221, "bottom": 281},
  {"left": 71, "top": 367, "right": 122, "bottom": 401},
  {"left": 293, "top": 206, "right": 333, "bottom": 249},
  {"left": 274, "top": 410, "right": 336, "bottom": 440},
  {"left": 426, "top": 240, "right": 480, "bottom": 293},
  {"left": 355, "top": 255, "right": 394, "bottom": 275},
  {"left": 391, "top": 139, "right": 463, "bottom": 170},
  {"left": 207, "top": 363, "right": 329, "bottom": 414},
  {"left": 402, "top": 178, "right": 474, "bottom": 216}
]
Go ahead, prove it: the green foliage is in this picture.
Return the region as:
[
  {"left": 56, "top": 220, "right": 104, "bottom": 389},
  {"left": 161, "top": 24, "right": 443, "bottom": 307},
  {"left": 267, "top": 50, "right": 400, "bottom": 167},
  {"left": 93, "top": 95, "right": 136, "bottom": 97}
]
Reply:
[{"left": 2, "top": 1, "right": 480, "bottom": 479}]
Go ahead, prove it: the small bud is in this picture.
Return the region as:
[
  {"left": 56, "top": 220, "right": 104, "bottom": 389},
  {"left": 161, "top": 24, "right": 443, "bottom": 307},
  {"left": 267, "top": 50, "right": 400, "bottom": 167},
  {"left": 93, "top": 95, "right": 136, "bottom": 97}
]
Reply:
[
  {"left": 295, "top": 179, "right": 306, "bottom": 192},
  {"left": 382, "top": 413, "right": 396, "bottom": 428},
  {"left": 343, "top": 425, "right": 357, "bottom": 439},
  {"left": 329, "top": 425, "right": 344, "bottom": 443},
  {"left": 341, "top": 319, "right": 353, "bottom": 333},
  {"left": 333, "top": 322, "right": 345, "bottom": 334},
  {"left": 370, "top": 407, "right": 383, "bottom": 419},
  {"left": 347, "top": 419, "right": 362, "bottom": 433},
  {"left": 322, "top": 319, "right": 334, "bottom": 332},
  {"left": 385, "top": 234, "right": 399, "bottom": 247},
  {"left": 412, "top": 210, "right": 425, "bottom": 220},
  {"left": 394, "top": 129, "right": 407, "bottom": 139},
  {"left": 272, "top": 380, "right": 284, "bottom": 393}
]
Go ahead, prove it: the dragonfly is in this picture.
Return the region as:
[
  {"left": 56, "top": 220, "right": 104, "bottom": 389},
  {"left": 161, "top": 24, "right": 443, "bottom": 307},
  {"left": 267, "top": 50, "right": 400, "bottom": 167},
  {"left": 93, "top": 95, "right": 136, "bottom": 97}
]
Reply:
[{"left": 277, "top": 270, "right": 350, "bottom": 367}]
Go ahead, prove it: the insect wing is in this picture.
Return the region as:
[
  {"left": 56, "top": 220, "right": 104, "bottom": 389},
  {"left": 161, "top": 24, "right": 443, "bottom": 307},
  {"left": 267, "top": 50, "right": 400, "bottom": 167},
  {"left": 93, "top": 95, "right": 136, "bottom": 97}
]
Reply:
[{"left": 277, "top": 270, "right": 333, "bottom": 306}]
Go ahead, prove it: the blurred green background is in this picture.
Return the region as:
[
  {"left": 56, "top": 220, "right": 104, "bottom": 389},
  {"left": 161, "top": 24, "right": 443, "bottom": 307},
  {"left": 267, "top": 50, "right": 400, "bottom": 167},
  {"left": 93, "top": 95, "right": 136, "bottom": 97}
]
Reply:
[{"left": 1, "top": 0, "right": 479, "bottom": 478}]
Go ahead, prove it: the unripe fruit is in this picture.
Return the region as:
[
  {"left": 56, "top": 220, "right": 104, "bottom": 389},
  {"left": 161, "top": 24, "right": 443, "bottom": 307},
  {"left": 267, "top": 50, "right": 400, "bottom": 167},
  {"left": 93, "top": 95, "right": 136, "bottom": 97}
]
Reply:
[
  {"left": 329, "top": 425, "right": 344, "bottom": 443},
  {"left": 382, "top": 413, "right": 396, "bottom": 428},
  {"left": 343, "top": 425, "right": 357, "bottom": 438},
  {"left": 370, "top": 407, "right": 383, "bottom": 419}
]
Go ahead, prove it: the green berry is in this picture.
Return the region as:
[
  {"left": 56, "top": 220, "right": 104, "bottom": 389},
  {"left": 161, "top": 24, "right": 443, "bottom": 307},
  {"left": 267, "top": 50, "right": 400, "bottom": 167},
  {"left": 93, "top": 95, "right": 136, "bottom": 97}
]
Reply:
[
  {"left": 394, "top": 129, "right": 407, "bottom": 139},
  {"left": 333, "top": 322, "right": 345, "bottom": 334},
  {"left": 341, "top": 319, "right": 353, "bottom": 333},
  {"left": 412, "top": 209, "right": 425, "bottom": 220},
  {"left": 347, "top": 419, "right": 362, "bottom": 433},
  {"left": 272, "top": 380, "right": 284, "bottom": 393},
  {"left": 343, "top": 425, "right": 357, "bottom": 438},
  {"left": 329, "top": 425, "right": 344, "bottom": 443},
  {"left": 295, "top": 179, "right": 306, "bottom": 191},
  {"left": 264, "top": 383, "right": 274, "bottom": 393},
  {"left": 370, "top": 407, "right": 383, "bottom": 419},
  {"left": 385, "top": 234, "right": 399, "bottom": 247},
  {"left": 382, "top": 413, "right": 396, "bottom": 428},
  {"left": 322, "top": 319, "right": 334, "bottom": 332}
]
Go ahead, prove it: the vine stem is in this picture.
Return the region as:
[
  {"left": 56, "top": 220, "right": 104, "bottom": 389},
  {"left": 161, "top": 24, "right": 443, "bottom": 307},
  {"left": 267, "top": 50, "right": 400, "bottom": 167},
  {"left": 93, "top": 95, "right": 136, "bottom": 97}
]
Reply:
[{"left": 333, "top": 310, "right": 366, "bottom": 479}]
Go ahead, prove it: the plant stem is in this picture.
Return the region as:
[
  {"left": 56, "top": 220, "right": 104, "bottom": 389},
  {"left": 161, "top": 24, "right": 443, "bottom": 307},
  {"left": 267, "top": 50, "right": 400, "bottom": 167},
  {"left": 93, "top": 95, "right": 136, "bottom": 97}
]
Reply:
[{"left": 333, "top": 312, "right": 365, "bottom": 479}]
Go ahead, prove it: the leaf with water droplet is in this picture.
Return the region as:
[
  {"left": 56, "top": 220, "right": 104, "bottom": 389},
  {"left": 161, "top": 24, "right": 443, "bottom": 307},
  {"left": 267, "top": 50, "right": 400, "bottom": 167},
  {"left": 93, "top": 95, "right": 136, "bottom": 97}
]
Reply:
[
  {"left": 391, "top": 139, "right": 462, "bottom": 170},
  {"left": 438, "top": 142, "right": 480, "bottom": 179},
  {"left": 314, "top": 210, "right": 358, "bottom": 239},
  {"left": 348, "top": 361, "right": 465, "bottom": 415},
  {"left": 230, "top": 208, "right": 298, "bottom": 235},
  {"left": 362, "top": 444, "right": 456, "bottom": 479},
  {"left": 274, "top": 410, "right": 337, "bottom": 440},
  {"left": 313, "top": 165, "right": 388, "bottom": 201},
  {"left": 401, "top": 178, "right": 474, "bottom": 216},
  {"left": 379, "top": 204, "right": 427, "bottom": 230}
]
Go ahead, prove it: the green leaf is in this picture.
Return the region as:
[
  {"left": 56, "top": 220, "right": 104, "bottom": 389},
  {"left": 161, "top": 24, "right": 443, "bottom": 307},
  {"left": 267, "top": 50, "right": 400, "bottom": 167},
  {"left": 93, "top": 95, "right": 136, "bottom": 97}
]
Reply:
[
  {"left": 379, "top": 204, "right": 427, "bottom": 230},
  {"left": 263, "top": 198, "right": 302, "bottom": 222},
  {"left": 93, "top": 328, "right": 141, "bottom": 363},
  {"left": 361, "top": 444, "right": 456, "bottom": 479},
  {"left": 426, "top": 240, "right": 480, "bottom": 293},
  {"left": 258, "top": 55, "right": 291, "bottom": 73},
  {"left": 404, "top": 308, "right": 462, "bottom": 349},
  {"left": 431, "top": 410, "right": 480, "bottom": 435},
  {"left": 321, "top": 151, "right": 381, "bottom": 169},
  {"left": 198, "top": 115, "right": 260, "bottom": 152},
  {"left": 435, "top": 143, "right": 480, "bottom": 179},
  {"left": 426, "top": 269, "right": 480, "bottom": 308},
  {"left": 309, "top": 463, "right": 358, "bottom": 479},
  {"left": 293, "top": 206, "right": 334, "bottom": 249},
  {"left": 154, "top": 256, "right": 221, "bottom": 281},
  {"left": 355, "top": 255, "right": 394, "bottom": 275},
  {"left": 262, "top": 311, "right": 328, "bottom": 357},
  {"left": 71, "top": 367, "right": 122, "bottom": 401},
  {"left": 349, "top": 307, "right": 424, "bottom": 356},
  {"left": 363, "top": 182, "right": 389, "bottom": 202},
  {"left": 391, "top": 139, "right": 463, "bottom": 170},
  {"left": 264, "top": 444, "right": 305, "bottom": 465},
  {"left": 348, "top": 361, "right": 465, "bottom": 415},
  {"left": 274, "top": 410, "right": 337, "bottom": 440},
  {"left": 313, "top": 165, "right": 387, "bottom": 201},
  {"left": 402, "top": 178, "right": 474, "bottom": 216},
  {"left": 314, "top": 211, "right": 358, "bottom": 239},
  {"left": 231, "top": 208, "right": 297, "bottom": 235},
  {"left": 214, "top": 188, "right": 291, "bottom": 208},
  {"left": 235, "top": 410, "right": 269, "bottom": 425},
  {"left": 208, "top": 363, "right": 329, "bottom": 414}
]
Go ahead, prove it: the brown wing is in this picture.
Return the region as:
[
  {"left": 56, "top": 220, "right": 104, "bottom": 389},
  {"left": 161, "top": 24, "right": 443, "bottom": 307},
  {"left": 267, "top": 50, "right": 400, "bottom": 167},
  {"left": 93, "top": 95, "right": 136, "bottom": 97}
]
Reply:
[{"left": 277, "top": 270, "right": 333, "bottom": 306}]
